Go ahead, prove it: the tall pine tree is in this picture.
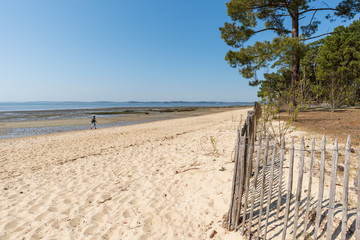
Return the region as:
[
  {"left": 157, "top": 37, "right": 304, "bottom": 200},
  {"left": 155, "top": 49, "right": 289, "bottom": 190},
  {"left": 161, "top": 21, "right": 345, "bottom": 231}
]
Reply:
[{"left": 220, "top": 0, "right": 360, "bottom": 104}]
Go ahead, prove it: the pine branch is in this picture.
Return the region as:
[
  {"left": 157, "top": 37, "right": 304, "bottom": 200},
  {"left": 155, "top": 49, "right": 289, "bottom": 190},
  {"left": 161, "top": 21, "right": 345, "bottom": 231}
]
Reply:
[
  {"left": 253, "top": 28, "right": 291, "bottom": 34},
  {"left": 309, "top": 9, "right": 318, "bottom": 25},
  {"left": 303, "top": 32, "right": 333, "bottom": 41},
  {"left": 299, "top": 8, "right": 336, "bottom": 15}
]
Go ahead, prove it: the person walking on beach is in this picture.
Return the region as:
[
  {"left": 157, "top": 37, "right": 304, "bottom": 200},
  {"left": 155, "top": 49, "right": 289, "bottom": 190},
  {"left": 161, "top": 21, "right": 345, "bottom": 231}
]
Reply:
[{"left": 90, "top": 115, "right": 97, "bottom": 129}]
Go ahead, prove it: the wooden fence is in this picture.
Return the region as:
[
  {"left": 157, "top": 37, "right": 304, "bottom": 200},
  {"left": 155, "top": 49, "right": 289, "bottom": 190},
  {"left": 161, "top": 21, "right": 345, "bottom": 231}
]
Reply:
[
  {"left": 226, "top": 108, "right": 360, "bottom": 239},
  {"left": 227, "top": 102, "right": 261, "bottom": 231}
]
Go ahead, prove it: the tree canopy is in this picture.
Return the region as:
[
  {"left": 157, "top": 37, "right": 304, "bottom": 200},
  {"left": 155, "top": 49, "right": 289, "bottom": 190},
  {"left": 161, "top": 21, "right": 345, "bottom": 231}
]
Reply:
[
  {"left": 316, "top": 18, "right": 360, "bottom": 110},
  {"left": 220, "top": 0, "right": 360, "bottom": 97}
]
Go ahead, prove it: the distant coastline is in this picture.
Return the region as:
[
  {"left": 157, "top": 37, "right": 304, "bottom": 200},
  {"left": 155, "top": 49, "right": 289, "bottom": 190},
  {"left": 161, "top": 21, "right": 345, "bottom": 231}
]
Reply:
[{"left": 0, "top": 101, "right": 254, "bottom": 112}]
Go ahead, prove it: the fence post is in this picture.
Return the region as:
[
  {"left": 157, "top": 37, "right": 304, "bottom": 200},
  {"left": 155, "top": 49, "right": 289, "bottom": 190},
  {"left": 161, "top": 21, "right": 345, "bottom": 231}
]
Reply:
[
  {"left": 257, "top": 136, "right": 270, "bottom": 239},
  {"left": 235, "top": 136, "right": 247, "bottom": 229},
  {"left": 356, "top": 143, "right": 360, "bottom": 239},
  {"left": 228, "top": 130, "right": 241, "bottom": 230},
  {"left": 264, "top": 137, "right": 277, "bottom": 240},
  {"left": 303, "top": 138, "right": 315, "bottom": 240},
  {"left": 326, "top": 139, "right": 339, "bottom": 240},
  {"left": 293, "top": 137, "right": 306, "bottom": 240},
  {"left": 341, "top": 135, "right": 350, "bottom": 240},
  {"left": 314, "top": 135, "right": 326, "bottom": 239},
  {"left": 247, "top": 133, "right": 262, "bottom": 239},
  {"left": 241, "top": 132, "right": 254, "bottom": 235},
  {"left": 276, "top": 137, "right": 285, "bottom": 219},
  {"left": 281, "top": 137, "right": 295, "bottom": 240}
]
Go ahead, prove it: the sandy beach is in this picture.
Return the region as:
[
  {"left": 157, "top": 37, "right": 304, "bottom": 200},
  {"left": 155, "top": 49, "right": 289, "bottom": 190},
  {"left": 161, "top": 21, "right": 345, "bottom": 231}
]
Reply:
[{"left": 0, "top": 108, "right": 250, "bottom": 240}]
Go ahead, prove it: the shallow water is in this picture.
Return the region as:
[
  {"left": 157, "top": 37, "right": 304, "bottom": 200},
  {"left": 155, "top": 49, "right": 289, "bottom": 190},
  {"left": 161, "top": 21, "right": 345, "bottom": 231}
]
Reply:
[
  {"left": 0, "top": 105, "right": 251, "bottom": 140},
  {"left": 0, "top": 120, "right": 148, "bottom": 140}
]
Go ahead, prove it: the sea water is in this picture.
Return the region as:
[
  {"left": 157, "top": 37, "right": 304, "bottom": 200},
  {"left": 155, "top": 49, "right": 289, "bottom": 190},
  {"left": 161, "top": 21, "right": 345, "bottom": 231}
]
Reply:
[
  {"left": 0, "top": 101, "right": 253, "bottom": 139},
  {"left": 0, "top": 101, "right": 253, "bottom": 112}
]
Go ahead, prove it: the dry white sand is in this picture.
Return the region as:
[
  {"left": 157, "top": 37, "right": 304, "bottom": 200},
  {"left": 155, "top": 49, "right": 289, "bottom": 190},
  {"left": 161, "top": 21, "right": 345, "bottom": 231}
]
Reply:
[{"left": 0, "top": 108, "right": 251, "bottom": 240}]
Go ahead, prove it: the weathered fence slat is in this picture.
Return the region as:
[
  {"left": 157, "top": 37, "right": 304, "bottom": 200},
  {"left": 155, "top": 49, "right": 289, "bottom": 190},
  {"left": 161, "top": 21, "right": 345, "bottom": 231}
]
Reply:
[
  {"left": 235, "top": 136, "right": 246, "bottom": 229},
  {"left": 241, "top": 133, "right": 254, "bottom": 234},
  {"left": 314, "top": 135, "right": 326, "bottom": 239},
  {"left": 341, "top": 136, "right": 351, "bottom": 239},
  {"left": 276, "top": 137, "right": 285, "bottom": 219},
  {"left": 292, "top": 137, "right": 305, "bottom": 240},
  {"left": 264, "top": 137, "right": 277, "bottom": 240},
  {"left": 302, "top": 137, "right": 315, "bottom": 240},
  {"left": 356, "top": 143, "right": 360, "bottom": 240},
  {"left": 228, "top": 130, "right": 240, "bottom": 230},
  {"left": 281, "top": 137, "right": 295, "bottom": 240},
  {"left": 257, "top": 136, "right": 270, "bottom": 239},
  {"left": 247, "top": 133, "right": 262, "bottom": 239},
  {"left": 326, "top": 139, "right": 339, "bottom": 240}
]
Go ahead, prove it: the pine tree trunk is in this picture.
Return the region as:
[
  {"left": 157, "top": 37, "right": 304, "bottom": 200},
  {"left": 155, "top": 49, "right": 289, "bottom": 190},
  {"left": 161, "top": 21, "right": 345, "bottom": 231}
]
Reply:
[{"left": 291, "top": 9, "right": 300, "bottom": 106}]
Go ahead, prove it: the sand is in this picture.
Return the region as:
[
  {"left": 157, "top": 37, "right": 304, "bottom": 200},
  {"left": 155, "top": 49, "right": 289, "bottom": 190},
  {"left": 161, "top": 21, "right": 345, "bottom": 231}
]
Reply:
[{"left": 0, "top": 108, "right": 251, "bottom": 240}]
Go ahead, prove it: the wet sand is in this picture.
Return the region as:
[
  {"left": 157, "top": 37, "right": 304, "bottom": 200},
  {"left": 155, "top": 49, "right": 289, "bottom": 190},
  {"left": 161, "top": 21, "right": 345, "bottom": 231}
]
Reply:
[{"left": 0, "top": 106, "right": 248, "bottom": 139}]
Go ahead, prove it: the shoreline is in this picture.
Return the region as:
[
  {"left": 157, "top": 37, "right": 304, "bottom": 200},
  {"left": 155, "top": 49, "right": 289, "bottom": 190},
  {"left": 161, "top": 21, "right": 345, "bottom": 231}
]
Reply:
[{"left": 0, "top": 106, "right": 250, "bottom": 140}]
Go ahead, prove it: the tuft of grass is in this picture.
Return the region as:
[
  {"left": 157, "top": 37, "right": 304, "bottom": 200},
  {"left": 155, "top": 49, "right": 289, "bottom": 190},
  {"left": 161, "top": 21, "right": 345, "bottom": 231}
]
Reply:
[{"left": 210, "top": 136, "right": 219, "bottom": 156}]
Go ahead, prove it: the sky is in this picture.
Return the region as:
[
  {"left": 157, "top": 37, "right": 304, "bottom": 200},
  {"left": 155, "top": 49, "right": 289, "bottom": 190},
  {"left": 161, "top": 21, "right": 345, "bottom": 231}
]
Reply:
[{"left": 0, "top": 0, "right": 357, "bottom": 102}]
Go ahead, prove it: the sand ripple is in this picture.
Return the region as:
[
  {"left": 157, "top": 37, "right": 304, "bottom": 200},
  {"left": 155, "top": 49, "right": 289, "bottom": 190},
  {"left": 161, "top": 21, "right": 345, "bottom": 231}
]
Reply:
[{"left": 0, "top": 109, "right": 249, "bottom": 239}]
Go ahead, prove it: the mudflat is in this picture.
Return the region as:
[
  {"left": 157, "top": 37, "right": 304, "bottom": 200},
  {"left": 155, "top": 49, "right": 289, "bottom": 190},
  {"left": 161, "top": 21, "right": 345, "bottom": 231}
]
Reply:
[{"left": 0, "top": 106, "right": 248, "bottom": 139}]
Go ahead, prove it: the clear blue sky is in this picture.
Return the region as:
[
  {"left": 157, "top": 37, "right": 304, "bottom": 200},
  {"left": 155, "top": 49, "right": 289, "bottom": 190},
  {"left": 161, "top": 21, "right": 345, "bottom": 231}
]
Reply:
[{"left": 0, "top": 1, "right": 356, "bottom": 102}]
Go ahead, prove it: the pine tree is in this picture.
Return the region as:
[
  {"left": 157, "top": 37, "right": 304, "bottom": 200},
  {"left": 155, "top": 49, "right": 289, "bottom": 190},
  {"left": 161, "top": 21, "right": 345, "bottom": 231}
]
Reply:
[
  {"left": 317, "top": 18, "right": 360, "bottom": 111},
  {"left": 220, "top": 0, "right": 360, "bottom": 104}
]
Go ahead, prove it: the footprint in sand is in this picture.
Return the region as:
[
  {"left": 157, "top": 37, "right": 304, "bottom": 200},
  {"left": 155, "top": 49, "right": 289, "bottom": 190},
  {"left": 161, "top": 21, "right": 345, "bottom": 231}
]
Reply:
[
  {"left": 122, "top": 209, "right": 131, "bottom": 218},
  {"left": 164, "top": 211, "right": 182, "bottom": 228},
  {"left": 84, "top": 224, "right": 99, "bottom": 236},
  {"left": 129, "top": 196, "right": 138, "bottom": 205},
  {"left": 68, "top": 217, "right": 82, "bottom": 228},
  {"left": 86, "top": 194, "right": 95, "bottom": 204},
  {"left": 28, "top": 203, "right": 42, "bottom": 214},
  {"left": 30, "top": 225, "right": 45, "bottom": 239},
  {"left": 207, "top": 199, "right": 214, "bottom": 208},
  {"left": 91, "top": 212, "right": 103, "bottom": 222},
  {"left": 4, "top": 219, "right": 17, "bottom": 230},
  {"left": 141, "top": 213, "right": 153, "bottom": 232},
  {"left": 34, "top": 211, "right": 50, "bottom": 221},
  {"left": 48, "top": 206, "right": 57, "bottom": 212},
  {"left": 118, "top": 194, "right": 130, "bottom": 204}
]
